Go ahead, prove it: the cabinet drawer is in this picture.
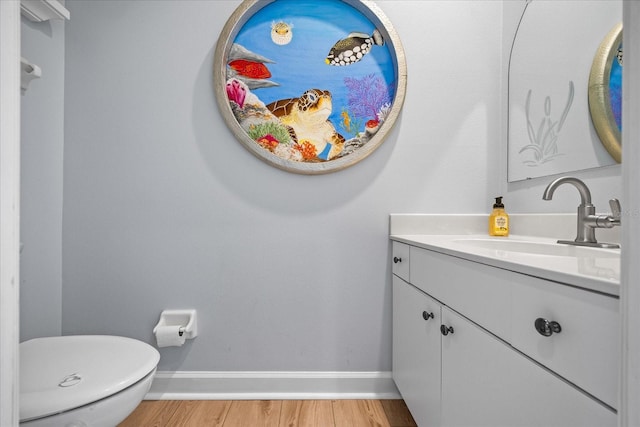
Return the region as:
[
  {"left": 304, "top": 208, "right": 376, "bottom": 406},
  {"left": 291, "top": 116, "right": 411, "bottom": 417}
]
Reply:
[
  {"left": 392, "top": 241, "right": 410, "bottom": 281},
  {"left": 410, "top": 247, "right": 511, "bottom": 340},
  {"left": 511, "top": 277, "right": 619, "bottom": 408}
]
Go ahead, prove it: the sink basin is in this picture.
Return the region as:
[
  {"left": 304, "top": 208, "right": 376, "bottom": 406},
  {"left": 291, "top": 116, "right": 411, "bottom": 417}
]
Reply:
[{"left": 452, "top": 238, "right": 620, "bottom": 259}]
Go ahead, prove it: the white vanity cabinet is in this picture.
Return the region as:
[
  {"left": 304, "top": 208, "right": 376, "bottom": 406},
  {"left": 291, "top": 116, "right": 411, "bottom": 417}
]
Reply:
[{"left": 391, "top": 241, "right": 618, "bottom": 427}]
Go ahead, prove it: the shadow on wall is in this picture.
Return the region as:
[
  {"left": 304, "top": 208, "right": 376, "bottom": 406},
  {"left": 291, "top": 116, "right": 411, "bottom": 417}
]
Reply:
[
  {"left": 190, "top": 45, "right": 402, "bottom": 216},
  {"left": 21, "top": 15, "right": 53, "bottom": 37}
]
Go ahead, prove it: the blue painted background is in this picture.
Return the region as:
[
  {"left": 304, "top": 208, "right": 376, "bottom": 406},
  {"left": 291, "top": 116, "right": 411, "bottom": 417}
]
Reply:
[{"left": 233, "top": 0, "right": 396, "bottom": 132}]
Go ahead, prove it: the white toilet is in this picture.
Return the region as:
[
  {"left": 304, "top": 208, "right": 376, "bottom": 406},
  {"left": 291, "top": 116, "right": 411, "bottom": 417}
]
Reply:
[{"left": 20, "top": 335, "right": 160, "bottom": 427}]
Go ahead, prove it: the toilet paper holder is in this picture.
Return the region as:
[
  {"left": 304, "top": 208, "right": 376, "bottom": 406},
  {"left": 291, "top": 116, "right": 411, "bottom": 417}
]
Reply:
[{"left": 153, "top": 309, "right": 198, "bottom": 340}]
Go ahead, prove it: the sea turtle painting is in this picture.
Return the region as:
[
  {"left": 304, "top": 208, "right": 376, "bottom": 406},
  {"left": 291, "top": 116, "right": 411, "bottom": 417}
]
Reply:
[
  {"left": 217, "top": 0, "right": 402, "bottom": 171},
  {"left": 266, "top": 89, "right": 345, "bottom": 161}
]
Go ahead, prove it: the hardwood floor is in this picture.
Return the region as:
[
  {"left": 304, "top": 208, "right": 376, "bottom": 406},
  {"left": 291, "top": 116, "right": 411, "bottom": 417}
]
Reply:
[{"left": 119, "top": 399, "right": 417, "bottom": 427}]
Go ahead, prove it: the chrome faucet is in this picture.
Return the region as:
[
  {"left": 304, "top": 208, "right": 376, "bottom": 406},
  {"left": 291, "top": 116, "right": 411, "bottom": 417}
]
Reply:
[{"left": 542, "top": 177, "right": 620, "bottom": 248}]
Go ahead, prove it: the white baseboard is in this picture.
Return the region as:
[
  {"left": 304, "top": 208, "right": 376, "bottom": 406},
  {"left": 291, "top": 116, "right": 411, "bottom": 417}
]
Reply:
[{"left": 146, "top": 371, "right": 401, "bottom": 400}]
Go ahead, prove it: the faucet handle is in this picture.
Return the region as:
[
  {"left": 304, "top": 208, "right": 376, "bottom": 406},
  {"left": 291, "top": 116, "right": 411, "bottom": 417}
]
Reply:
[
  {"left": 609, "top": 199, "right": 621, "bottom": 220},
  {"left": 590, "top": 198, "right": 622, "bottom": 230}
]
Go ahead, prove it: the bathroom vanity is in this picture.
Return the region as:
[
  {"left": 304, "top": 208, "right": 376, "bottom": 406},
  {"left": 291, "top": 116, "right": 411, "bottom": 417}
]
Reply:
[{"left": 390, "top": 214, "right": 620, "bottom": 427}]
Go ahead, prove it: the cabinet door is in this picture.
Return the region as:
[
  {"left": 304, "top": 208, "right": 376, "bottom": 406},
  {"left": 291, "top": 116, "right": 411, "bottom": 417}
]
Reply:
[
  {"left": 392, "top": 276, "right": 441, "bottom": 427},
  {"left": 440, "top": 307, "right": 616, "bottom": 427}
]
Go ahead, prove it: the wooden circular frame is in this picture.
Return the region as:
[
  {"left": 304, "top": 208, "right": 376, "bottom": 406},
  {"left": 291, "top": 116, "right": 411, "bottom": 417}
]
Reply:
[
  {"left": 588, "top": 22, "right": 622, "bottom": 163},
  {"left": 213, "top": 0, "right": 407, "bottom": 174}
]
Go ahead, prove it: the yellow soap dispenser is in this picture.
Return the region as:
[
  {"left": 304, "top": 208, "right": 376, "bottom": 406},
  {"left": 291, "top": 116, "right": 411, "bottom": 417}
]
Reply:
[{"left": 489, "top": 196, "right": 509, "bottom": 236}]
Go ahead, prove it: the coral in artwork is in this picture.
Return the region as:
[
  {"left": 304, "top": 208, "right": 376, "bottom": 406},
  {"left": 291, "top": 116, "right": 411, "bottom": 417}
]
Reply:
[
  {"left": 247, "top": 121, "right": 292, "bottom": 146},
  {"left": 344, "top": 74, "right": 392, "bottom": 122}
]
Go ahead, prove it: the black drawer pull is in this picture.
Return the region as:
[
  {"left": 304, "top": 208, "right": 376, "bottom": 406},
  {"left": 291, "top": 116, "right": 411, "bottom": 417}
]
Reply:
[
  {"left": 440, "top": 325, "right": 454, "bottom": 336},
  {"left": 534, "top": 317, "right": 562, "bottom": 337},
  {"left": 393, "top": 256, "right": 402, "bottom": 264},
  {"left": 422, "top": 311, "right": 434, "bottom": 321}
]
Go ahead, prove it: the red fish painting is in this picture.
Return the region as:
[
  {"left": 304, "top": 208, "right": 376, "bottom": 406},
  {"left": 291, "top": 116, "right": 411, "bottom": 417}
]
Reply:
[{"left": 228, "top": 59, "right": 272, "bottom": 79}]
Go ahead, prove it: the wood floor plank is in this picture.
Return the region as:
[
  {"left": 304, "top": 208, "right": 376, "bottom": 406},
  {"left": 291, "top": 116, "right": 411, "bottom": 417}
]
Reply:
[
  {"left": 223, "top": 400, "right": 282, "bottom": 427},
  {"left": 279, "top": 400, "right": 335, "bottom": 427},
  {"left": 380, "top": 400, "right": 417, "bottom": 427},
  {"left": 119, "top": 399, "right": 415, "bottom": 427},
  {"left": 166, "top": 400, "right": 233, "bottom": 427},
  {"left": 332, "top": 400, "right": 391, "bottom": 427},
  {"left": 118, "top": 400, "right": 181, "bottom": 427}
]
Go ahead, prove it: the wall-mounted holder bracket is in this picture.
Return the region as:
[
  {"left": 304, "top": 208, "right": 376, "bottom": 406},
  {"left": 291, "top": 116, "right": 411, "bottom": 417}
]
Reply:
[
  {"left": 20, "top": 57, "right": 41, "bottom": 94},
  {"left": 153, "top": 309, "right": 198, "bottom": 340}
]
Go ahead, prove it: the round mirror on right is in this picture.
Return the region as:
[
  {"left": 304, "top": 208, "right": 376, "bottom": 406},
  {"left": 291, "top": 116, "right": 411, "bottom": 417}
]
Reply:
[{"left": 589, "top": 23, "right": 622, "bottom": 163}]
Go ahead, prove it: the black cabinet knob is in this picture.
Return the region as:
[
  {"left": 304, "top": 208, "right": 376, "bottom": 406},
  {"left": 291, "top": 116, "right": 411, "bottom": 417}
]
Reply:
[
  {"left": 393, "top": 257, "right": 402, "bottom": 264},
  {"left": 534, "top": 317, "right": 562, "bottom": 337},
  {"left": 422, "top": 311, "right": 434, "bottom": 321},
  {"left": 440, "top": 324, "right": 454, "bottom": 336}
]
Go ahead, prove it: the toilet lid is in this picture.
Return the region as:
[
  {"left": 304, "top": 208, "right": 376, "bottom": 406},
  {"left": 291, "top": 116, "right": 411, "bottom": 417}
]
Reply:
[{"left": 20, "top": 335, "right": 160, "bottom": 422}]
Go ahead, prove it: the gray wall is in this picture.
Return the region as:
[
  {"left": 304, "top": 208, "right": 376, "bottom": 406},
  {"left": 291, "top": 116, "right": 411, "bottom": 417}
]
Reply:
[
  {"left": 20, "top": 15, "right": 65, "bottom": 341},
  {"left": 61, "top": 0, "right": 500, "bottom": 372},
  {"left": 19, "top": 0, "right": 622, "bottom": 372}
]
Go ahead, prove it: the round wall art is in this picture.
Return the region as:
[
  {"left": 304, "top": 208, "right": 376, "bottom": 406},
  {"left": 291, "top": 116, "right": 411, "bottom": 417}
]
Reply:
[
  {"left": 588, "top": 22, "right": 622, "bottom": 163},
  {"left": 213, "top": 0, "right": 407, "bottom": 174}
]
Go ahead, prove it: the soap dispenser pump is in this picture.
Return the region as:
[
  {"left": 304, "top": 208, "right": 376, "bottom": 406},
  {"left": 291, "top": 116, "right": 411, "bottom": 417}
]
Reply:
[{"left": 489, "top": 196, "right": 509, "bottom": 236}]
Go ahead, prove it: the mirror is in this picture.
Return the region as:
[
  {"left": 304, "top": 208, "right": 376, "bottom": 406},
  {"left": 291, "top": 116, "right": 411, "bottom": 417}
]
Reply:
[{"left": 507, "top": 0, "right": 622, "bottom": 182}]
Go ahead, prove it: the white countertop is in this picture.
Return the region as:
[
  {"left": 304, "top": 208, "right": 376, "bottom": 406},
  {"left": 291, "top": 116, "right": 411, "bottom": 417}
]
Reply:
[{"left": 390, "top": 214, "right": 620, "bottom": 297}]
